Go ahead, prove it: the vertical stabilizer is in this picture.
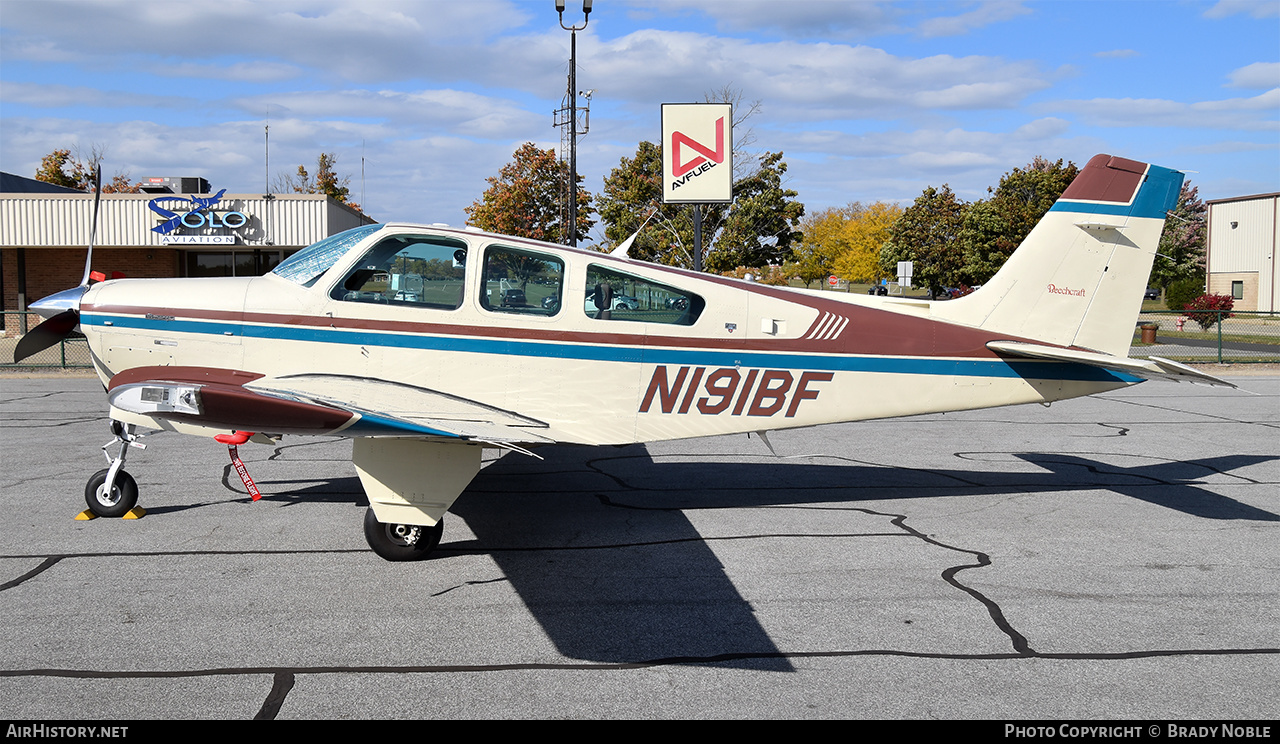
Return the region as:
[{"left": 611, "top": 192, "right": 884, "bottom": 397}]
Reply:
[{"left": 935, "top": 155, "right": 1184, "bottom": 357}]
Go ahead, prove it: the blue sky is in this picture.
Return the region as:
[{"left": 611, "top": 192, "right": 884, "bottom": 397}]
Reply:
[{"left": 1, "top": 0, "right": 1276, "bottom": 243}]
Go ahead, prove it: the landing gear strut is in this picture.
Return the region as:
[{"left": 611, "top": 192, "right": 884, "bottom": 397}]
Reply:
[
  {"left": 85, "top": 421, "right": 145, "bottom": 518},
  {"left": 363, "top": 508, "right": 443, "bottom": 562}
]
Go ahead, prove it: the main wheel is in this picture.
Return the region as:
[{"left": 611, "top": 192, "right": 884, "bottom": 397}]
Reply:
[
  {"left": 363, "top": 508, "right": 443, "bottom": 562},
  {"left": 85, "top": 469, "right": 138, "bottom": 518}
]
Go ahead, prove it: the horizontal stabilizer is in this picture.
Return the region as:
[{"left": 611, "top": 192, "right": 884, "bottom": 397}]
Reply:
[{"left": 986, "top": 341, "right": 1235, "bottom": 388}]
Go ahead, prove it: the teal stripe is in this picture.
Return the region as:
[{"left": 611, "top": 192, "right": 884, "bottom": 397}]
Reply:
[{"left": 82, "top": 312, "right": 1141, "bottom": 384}]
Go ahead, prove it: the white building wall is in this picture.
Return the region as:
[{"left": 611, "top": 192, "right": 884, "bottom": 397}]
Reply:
[
  {"left": 1207, "top": 193, "right": 1278, "bottom": 312},
  {"left": 0, "top": 193, "right": 372, "bottom": 249}
]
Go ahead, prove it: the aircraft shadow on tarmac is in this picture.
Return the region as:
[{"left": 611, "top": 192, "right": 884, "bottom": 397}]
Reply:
[{"left": 256, "top": 443, "right": 1276, "bottom": 669}]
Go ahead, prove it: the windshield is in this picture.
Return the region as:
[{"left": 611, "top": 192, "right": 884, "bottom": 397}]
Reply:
[{"left": 272, "top": 224, "right": 382, "bottom": 286}]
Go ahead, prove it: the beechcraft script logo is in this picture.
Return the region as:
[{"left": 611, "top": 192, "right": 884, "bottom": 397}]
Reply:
[{"left": 669, "top": 116, "right": 725, "bottom": 188}]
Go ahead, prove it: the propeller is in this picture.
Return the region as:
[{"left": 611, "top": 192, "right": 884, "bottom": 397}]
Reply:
[{"left": 13, "top": 166, "right": 103, "bottom": 363}]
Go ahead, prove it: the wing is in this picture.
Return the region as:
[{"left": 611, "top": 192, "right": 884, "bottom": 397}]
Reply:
[
  {"left": 986, "top": 341, "right": 1236, "bottom": 387},
  {"left": 106, "top": 366, "right": 556, "bottom": 447}
]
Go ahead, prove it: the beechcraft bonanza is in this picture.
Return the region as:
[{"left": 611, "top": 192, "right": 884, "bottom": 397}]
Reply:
[{"left": 16, "top": 154, "right": 1232, "bottom": 560}]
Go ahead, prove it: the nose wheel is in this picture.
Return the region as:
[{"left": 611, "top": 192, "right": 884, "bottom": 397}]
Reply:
[
  {"left": 363, "top": 508, "right": 443, "bottom": 561},
  {"left": 85, "top": 468, "right": 138, "bottom": 518}
]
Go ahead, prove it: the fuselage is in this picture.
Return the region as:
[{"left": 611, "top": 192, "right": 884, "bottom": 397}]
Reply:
[{"left": 79, "top": 223, "right": 1137, "bottom": 446}]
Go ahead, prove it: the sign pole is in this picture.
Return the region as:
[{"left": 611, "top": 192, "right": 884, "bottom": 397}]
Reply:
[{"left": 692, "top": 205, "right": 702, "bottom": 273}]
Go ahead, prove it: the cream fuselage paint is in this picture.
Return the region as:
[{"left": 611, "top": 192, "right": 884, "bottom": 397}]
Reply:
[{"left": 80, "top": 224, "right": 1129, "bottom": 449}]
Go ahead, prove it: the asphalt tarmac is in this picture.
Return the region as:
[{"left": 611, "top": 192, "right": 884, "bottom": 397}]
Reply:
[{"left": 1, "top": 374, "right": 1276, "bottom": 720}]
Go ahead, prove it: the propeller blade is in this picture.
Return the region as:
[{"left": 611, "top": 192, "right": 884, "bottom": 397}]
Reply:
[
  {"left": 78, "top": 165, "right": 103, "bottom": 288},
  {"left": 14, "top": 310, "right": 80, "bottom": 363}
]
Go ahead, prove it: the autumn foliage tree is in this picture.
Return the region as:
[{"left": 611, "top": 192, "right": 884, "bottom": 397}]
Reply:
[
  {"left": 276, "top": 153, "right": 360, "bottom": 210},
  {"left": 465, "top": 142, "right": 594, "bottom": 244},
  {"left": 35, "top": 146, "right": 140, "bottom": 193}
]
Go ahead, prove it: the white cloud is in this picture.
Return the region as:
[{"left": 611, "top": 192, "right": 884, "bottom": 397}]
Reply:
[
  {"left": 1226, "top": 62, "right": 1280, "bottom": 89},
  {"left": 1043, "top": 90, "right": 1280, "bottom": 131},
  {"left": 582, "top": 30, "right": 1050, "bottom": 115},
  {"left": 1204, "top": 0, "right": 1280, "bottom": 19},
  {"left": 1094, "top": 49, "right": 1139, "bottom": 59},
  {"left": 630, "top": 0, "right": 902, "bottom": 39},
  {"left": 916, "top": 1, "right": 1032, "bottom": 38}
]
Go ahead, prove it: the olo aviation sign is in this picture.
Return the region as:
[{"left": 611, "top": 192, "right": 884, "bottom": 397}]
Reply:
[
  {"left": 661, "top": 103, "right": 733, "bottom": 204},
  {"left": 148, "top": 189, "right": 250, "bottom": 245}
]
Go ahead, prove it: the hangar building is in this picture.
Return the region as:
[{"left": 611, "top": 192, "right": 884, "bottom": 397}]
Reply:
[
  {"left": 1, "top": 172, "right": 375, "bottom": 333},
  {"left": 1205, "top": 192, "right": 1278, "bottom": 312}
]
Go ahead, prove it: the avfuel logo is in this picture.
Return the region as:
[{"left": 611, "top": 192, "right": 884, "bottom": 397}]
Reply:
[
  {"left": 639, "top": 365, "right": 834, "bottom": 418},
  {"left": 661, "top": 102, "right": 733, "bottom": 203},
  {"left": 670, "top": 116, "right": 725, "bottom": 186}
]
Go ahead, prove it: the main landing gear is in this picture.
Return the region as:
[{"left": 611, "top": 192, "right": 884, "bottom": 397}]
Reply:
[
  {"left": 363, "top": 509, "right": 444, "bottom": 562},
  {"left": 83, "top": 421, "right": 146, "bottom": 519}
]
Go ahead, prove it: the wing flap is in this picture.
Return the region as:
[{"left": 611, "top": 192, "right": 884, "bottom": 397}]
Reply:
[{"left": 244, "top": 373, "right": 555, "bottom": 443}]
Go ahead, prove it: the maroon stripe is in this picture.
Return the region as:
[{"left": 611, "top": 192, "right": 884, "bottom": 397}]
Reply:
[{"left": 86, "top": 289, "right": 1045, "bottom": 360}]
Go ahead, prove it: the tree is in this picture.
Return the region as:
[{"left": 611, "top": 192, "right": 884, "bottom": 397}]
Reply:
[
  {"left": 830, "top": 201, "right": 902, "bottom": 284},
  {"left": 34, "top": 146, "right": 140, "bottom": 193},
  {"left": 1150, "top": 182, "right": 1207, "bottom": 290},
  {"left": 786, "top": 205, "right": 846, "bottom": 289},
  {"left": 276, "top": 152, "right": 360, "bottom": 210},
  {"left": 960, "top": 157, "right": 1079, "bottom": 283},
  {"left": 880, "top": 185, "right": 968, "bottom": 298},
  {"left": 704, "top": 151, "right": 804, "bottom": 272},
  {"left": 597, "top": 142, "right": 803, "bottom": 271},
  {"left": 465, "top": 142, "right": 594, "bottom": 244}
]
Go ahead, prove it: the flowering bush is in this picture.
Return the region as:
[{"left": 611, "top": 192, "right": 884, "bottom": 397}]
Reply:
[{"left": 1182, "top": 293, "right": 1234, "bottom": 331}]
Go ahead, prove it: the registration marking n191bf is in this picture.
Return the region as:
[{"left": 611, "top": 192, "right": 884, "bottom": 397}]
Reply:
[{"left": 639, "top": 366, "right": 834, "bottom": 417}]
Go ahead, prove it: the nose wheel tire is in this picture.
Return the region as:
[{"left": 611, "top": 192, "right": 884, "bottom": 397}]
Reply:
[
  {"left": 85, "top": 469, "right": 138, "bottom": 518},
  {"left": 363, "top": 508, "right": 443, "bottom": 562}
]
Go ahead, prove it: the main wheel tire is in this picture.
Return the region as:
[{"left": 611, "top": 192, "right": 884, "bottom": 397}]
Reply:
[
  {"left": 363, "top": 508, "right": 443, "bottom": 562},
  {"left": 85, "top": 469, "right": 138, "bottom": 518}
]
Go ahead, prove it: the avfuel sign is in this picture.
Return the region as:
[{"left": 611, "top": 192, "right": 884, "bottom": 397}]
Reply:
[{"left": 662, "top": 103, "right": 733, "bottom": 204}]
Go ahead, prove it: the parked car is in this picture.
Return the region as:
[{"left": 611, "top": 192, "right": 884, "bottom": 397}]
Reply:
[
  {"left": 499, "top": 288, "right": 526, "bottom": 307},
  {"left": 585, "top": 295, "right": 640, "bottom": 312},
  {"left": 1144, "top": 287, "right": 1160, "bottom": 301}
]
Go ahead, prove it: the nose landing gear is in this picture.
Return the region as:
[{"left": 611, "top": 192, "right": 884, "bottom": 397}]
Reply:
[{"left": 80, "top": 420, "right": 146, "bottom": 519}]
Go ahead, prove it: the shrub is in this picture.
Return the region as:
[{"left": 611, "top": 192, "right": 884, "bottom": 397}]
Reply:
[
  {"left": 1165, "top": 277, "right": 1203, "bottom": 311},
  {"left": 1183, "top": 293, "right": 1234, "bottom": 331}
]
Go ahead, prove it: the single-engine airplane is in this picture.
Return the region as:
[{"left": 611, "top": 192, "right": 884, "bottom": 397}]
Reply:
[{"left": 16, "top": 154, "right": 1231, "bottom": 560}]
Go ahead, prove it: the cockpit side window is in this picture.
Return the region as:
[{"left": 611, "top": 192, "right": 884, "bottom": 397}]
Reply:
[
  {"left": 273, "top": 224, "right": 381, "bottom": 286},
  {"left": 584, "top": 264, "right": 704, "bottom": 325},
  {"left": 331, "top": 235, "right": 468, "bottom": 310},
  {"left": 480, "top": 245, "right": 563, "bottom": 316}
]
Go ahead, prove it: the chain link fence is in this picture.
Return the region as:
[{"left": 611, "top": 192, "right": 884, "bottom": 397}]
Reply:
[
  {"left": 1, "top": 311, "right": 94, "bottom": 368},
  {"left": 1134, "top": 310, "right": 1280, "bottom": 364}
]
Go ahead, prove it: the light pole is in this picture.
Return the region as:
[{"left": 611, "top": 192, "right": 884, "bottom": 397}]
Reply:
[{"left": 556, "top": 0, "right": 591, "bottom": 247}]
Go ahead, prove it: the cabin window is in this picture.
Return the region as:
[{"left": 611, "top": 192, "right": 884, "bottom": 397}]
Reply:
[
  {"left": 480, "top": 245, "right": 563, "bottom": 316},
  {"left": 583, "top": 264, "right": 704, "bottom": 326},
  {"left": 331, "top": 235, "right": 468, "bottom": 310},
  {"left": 274, "top": 224, "right": 381, "bottom": 286}
]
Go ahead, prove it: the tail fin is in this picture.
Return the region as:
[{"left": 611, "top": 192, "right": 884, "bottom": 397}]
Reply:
[{"left": 935, "top": 154, "right": 1184, "bottom": 357}]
